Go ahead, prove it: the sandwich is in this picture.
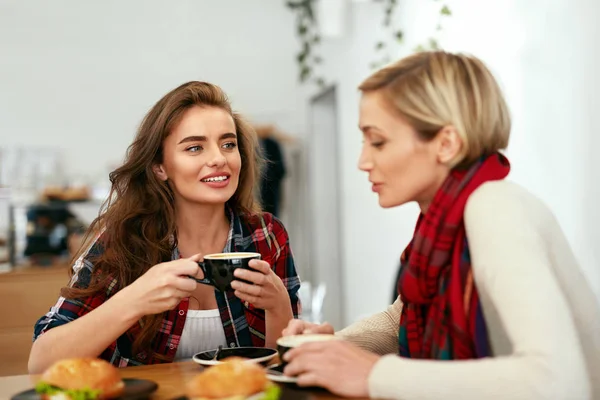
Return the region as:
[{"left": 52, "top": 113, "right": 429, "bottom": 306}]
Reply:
[
  {"left": 35, "top": 358, "right": 125, "bottom": 400},
  {"left": 186, "top": 357, "right": 280, "bottom": 400}
]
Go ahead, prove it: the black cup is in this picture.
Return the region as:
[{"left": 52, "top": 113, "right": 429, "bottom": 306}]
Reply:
[
  {"left": 276, "top": 334, "right": 341, "bottom": 368},
  {"left": 191, "top": 252, "right": 261, "bottom": 292}
]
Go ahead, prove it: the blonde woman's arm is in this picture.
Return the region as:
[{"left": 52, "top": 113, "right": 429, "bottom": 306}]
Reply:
[{"left": 335, "top": 297, "right": 401, "bottom": 355}]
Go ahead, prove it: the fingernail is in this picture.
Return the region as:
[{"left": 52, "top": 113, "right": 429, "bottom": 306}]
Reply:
[{"left": 283, "top": 353, "right": 290, "bottom": 361}]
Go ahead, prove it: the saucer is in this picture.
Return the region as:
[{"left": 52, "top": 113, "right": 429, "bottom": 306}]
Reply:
[
  {"left": 266, "top": 363, "right": 298, "bottom": 384},
  {"left": 192, "top": 346, "right": 277, "bottom": 367}
]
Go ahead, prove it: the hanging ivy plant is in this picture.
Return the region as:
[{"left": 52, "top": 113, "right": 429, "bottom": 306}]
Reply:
[
  {"left": 413, "top": 3, "right": 452, "bottom": 53},
  {"left": 285, "top": 0, "right": 452, "bottom": 87},
  {"left": 370, "top": 0, "right": 403, "bottom": 70},
  {"left": 285, "top": 0, "right": 326, "bottom": 88},
  {"left": 372, "top": 1, "right": 452, "bottom": 69}
]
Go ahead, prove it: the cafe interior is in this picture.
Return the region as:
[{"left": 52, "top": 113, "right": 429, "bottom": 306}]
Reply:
[{"left": 0, "top": 0, "right": 599, "bottom": 399}]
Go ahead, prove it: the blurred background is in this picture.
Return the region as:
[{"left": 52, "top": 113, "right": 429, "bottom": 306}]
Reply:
[{"left": 0, "top": 1, "right": 599, "bottom": 374}]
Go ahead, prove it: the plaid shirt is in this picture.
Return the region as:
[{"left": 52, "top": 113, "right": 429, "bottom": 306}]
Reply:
[{"left": 33, "top": 211, "right": 301, "bottom": 367}]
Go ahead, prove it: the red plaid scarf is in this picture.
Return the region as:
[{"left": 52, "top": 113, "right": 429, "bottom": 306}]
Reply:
[{"left": 398, "top": 152, "right": 510, "bottom": 359}]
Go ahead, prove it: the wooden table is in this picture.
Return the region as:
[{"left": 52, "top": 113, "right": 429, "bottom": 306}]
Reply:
[{"left": 0, "top": 361, "right": 355, "bottom": 400}]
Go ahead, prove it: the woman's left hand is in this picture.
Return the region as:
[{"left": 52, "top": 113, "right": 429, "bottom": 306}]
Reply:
[
  {"left": 231, "top": 259, "right": 289, "bottom": 312},
  {"left": 282, "top": 340, "right": 380, "bottom": 398}
]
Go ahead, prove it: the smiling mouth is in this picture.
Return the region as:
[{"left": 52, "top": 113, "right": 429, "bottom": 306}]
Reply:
[{"left": 201, "top": 175, "right": 229, "bottom": 183}]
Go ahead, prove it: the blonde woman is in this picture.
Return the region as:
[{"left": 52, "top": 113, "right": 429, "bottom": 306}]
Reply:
[{"left": 282, "top": 52, "right": 599, "bottom": 400}]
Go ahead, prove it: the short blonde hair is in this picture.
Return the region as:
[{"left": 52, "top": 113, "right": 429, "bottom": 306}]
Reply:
[{"left": 359, "top": 51, "right": 511, "bottom": 168}]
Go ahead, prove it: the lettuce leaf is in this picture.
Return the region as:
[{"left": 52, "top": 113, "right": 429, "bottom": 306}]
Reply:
[
  {"left": 35, "top": 381, "right": 101, "bottom": 400},
  {"left": 260, "top": 384, "right": 281, "bottom": 400},
  {"left": 35, "top": 381, "right": 61, "bottom": 395}
]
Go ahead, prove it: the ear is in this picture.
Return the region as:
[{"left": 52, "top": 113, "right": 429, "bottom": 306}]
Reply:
[
  {"left": 435, "top": 125, "right": 463, "bottom": 165},
  {"left": 152, "top": 164, "right": 168, "bottom": 181}
]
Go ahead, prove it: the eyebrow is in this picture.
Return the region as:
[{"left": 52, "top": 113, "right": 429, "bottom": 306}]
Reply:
[
  {"left": 359, "top": 124, "right": 377, "bottom": 133},
  {"left": 177, "top": 132, "right": 237, "bottom": 145}
]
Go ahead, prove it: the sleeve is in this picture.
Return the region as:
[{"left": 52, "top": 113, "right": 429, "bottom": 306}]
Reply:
[
  {"left": 268, "top": 216, "right": 301, "bottom": 318},
  {"left": 366, "top": 183, "right": 590, "bottom": 400},
  {"left": 336, "top": 297, "right": 402, "bottom": 355},
  {"left": 32, "top": 238, "right": 109, "bottom": 341}
]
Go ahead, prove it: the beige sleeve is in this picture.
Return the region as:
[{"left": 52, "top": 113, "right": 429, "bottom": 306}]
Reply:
[
  {"left": 335, "top": 297, "right": 402, "bottom": 355},
  {"left": 366, "top": 182, "right": 590, "bottom": 400}
]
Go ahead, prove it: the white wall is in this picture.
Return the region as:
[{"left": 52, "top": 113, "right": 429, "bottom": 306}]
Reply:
[
  {"left": 0, "top": 0, "right": 317, "bottom": 281},
  {"left": 0, "top": 0, "right": 306, "bottom": 178},
  {"left": 316, "top": 3, "right": 421, "bottom": 324},
  {"left": 315, "top": 0, "right": 600, "bottom": 324}
]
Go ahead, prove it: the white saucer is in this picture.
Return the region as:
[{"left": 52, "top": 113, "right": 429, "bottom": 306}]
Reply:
[
  {"left": 266, "top": 364, "right": 298, "bottom": 384},
  {"left": 192, "top": 347, "right": 277, "bottom": 367}
]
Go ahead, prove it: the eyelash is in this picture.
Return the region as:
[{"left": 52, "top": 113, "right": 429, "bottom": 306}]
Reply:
[{"left": 186, "top": 142, "right": 237, "bottom": 153}]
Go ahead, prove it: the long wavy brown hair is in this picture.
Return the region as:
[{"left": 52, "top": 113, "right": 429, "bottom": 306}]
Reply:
[{"left": 62, "top": 81, "right": 263, "bottom": 358}]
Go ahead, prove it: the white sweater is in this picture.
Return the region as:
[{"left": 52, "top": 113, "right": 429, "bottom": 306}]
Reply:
[{"left": 338, "top": 181, "right": 600, "bottom": 400}]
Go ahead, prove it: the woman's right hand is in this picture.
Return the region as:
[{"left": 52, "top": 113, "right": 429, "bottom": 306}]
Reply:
[
  {"left": 117, "top": 254, "right": 203, "bottom": 317},
  {"left": 282, "top": 319, "right": 335, "bottom": 336}
]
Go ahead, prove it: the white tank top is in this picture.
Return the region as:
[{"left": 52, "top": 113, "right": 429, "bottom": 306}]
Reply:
[{"left": 174, "top": 309, "right": 228, "bottom": 361}]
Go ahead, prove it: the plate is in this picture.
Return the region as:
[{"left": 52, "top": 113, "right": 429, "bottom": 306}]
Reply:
[
  {"left": 192, "top": 347, "right": 277, "bottom": 367},
  {"left": 11, "top": 378, "right": 158, "bottom": 400},
  {"left": 266, "top": 364, "right": 297, "bottom": 384},
  {"left": 172, "top": 391, "right": 266, "bottom": 400},
  {"left": 171, "top": 385, "right": 313, "bottom": 400}
]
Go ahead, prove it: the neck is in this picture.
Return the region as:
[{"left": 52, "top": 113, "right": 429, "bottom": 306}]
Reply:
[
  {"left": 417, "top": 170, "right": 450, "bottom": 215},
  {"left": 174, "top": 198, "right": 229, "bottom": 254}
]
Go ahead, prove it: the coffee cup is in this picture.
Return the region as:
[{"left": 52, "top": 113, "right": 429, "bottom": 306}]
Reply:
[
  {"left": 191, "top": 252, "right": 261, "bottom": 292},
  {"left": 276, "top": 334, "right": 341, "bottom": 368}
]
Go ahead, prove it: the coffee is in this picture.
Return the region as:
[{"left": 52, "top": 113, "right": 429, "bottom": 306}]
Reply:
[{"left": 276, "top": 334, "right": 341, "bottom": 367}]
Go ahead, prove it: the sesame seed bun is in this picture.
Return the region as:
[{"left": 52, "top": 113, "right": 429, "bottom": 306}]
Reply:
[
  {"left": 186, "top": 357, "right": 269, "bottom": 399},
  {"left": 40, "top": 358, "right": 124, "bottom": 399}
]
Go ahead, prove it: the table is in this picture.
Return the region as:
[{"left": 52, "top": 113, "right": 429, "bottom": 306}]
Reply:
[{"left": 0, "top": 361, "right": 359, "bottom": 400}]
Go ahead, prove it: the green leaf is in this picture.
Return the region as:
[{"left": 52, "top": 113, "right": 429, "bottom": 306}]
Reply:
[
  {"left": 370, "top": 61, "right": 380, "bottom": 70},
  {"left": 428, "top": 38, "right": 440, "bottom": 49},
  {"left": 413, "top": 44, "right": 426, "bottom": 52},
  {"left": 312, "top": 35, "right": 321, "bottom": 44},
  {"left": 375, "top": 41, "right": 385, "bottom": 50},
  {"left": 297, "top": 24, "right": 308, "bottom": 35},
  {"left": 305, "top": 2, "right": 315, "bottom": 21},
  {"left": 395, "top": 30, "right": 404, "bottom": 42},
  {"left": 35, "top": 382, "right": 101, "bottom": 400},
  {"left": 300, "top": 65, "right": 312, "bottom": 82},
  {"left": 261, "top": 384, "right": 282, "bottom": 400},
  {"left": 286, "top": 1, "right": 303, "bottom": 9},
  {"left": 297, "top": 51, "right": 307, "bottom": 63},
  {"left": 440, "top": 5, "right": 451, "bottom": 16},
  {"left": 35, "top": 382, "right": 61, "bottom": 395}
]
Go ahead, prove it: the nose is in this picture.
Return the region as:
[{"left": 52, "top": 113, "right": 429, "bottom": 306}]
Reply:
[
  {"left": 358, "top": 143, "right": 373, "bottom": 172},
  {"left": 206, "top": 145, "right": 227, "bottom": 168}
]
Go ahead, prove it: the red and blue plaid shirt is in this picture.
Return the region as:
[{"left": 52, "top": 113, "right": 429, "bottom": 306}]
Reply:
[{"left": 33, "top": 211, "right": 301, "bottom": 367}]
